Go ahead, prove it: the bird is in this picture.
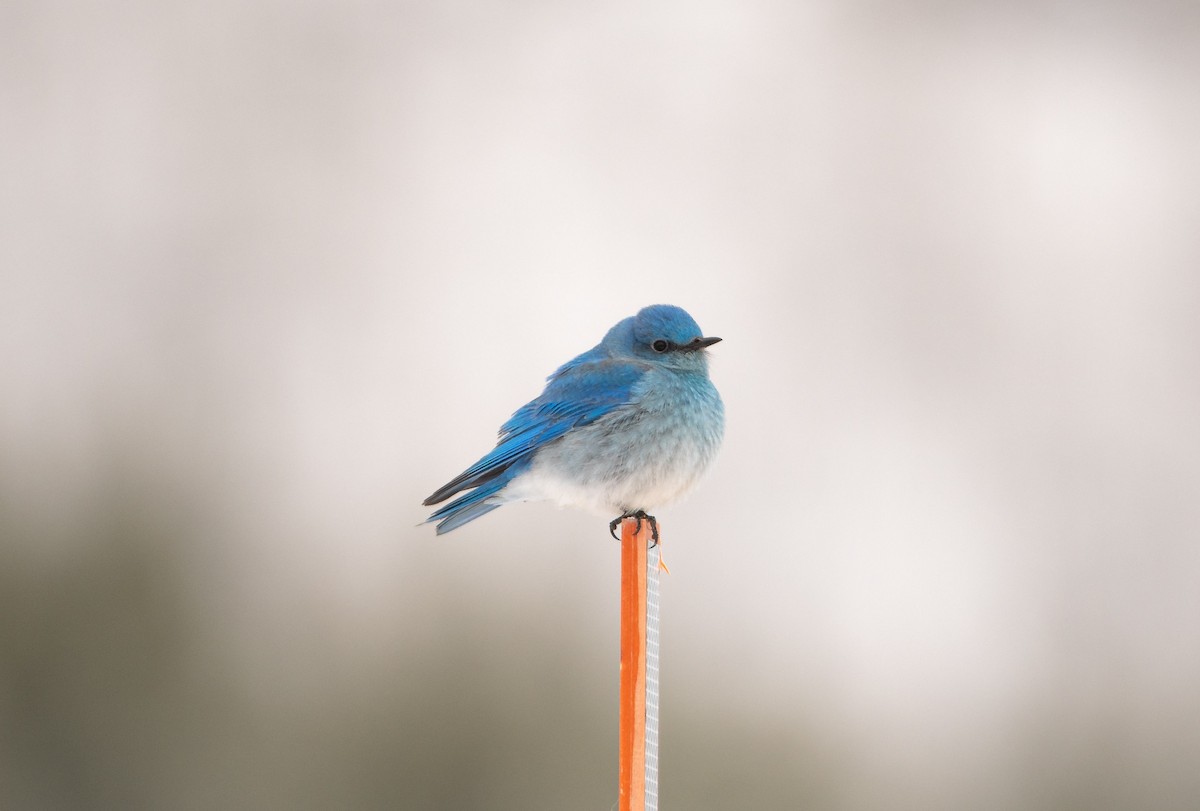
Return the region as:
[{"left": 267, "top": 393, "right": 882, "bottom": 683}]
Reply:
[{"left": 422, "top": 304, "right": 724, "bottom": 539}]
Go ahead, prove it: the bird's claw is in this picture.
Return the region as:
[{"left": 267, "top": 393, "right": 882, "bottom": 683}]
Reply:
[{"left": 608, "top": 510, "right": 659, "bottom": 546}]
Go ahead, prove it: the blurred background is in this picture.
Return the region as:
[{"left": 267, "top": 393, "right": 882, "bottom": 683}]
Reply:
[{"left": 3, "top": 0, "right": 1199, "bottom": 808}]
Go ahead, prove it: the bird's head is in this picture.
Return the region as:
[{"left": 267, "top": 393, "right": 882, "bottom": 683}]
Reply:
[{"left": 605, "top": 304, "right": 721, "bottom": 371}]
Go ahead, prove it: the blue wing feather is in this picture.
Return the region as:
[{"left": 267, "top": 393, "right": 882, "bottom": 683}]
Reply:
[
  {"left": 425, "top": 474, "right": 513, "bottom": 535},
  {"left": 422, "top": 357, "right": 647, "bottom": 524}
]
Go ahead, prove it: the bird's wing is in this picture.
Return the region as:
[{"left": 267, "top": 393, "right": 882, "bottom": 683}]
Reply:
[{"left": 422, "top": 358, "right": 646, "bottom": 506}]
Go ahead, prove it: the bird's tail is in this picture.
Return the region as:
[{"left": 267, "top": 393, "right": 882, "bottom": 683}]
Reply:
[{"left": 424, "top": 476, "right": 509, "bottom": 535}]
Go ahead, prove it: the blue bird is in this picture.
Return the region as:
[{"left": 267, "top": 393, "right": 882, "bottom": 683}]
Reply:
[{"left": 423, "top": 304, "right": 724, "bottom": 538}]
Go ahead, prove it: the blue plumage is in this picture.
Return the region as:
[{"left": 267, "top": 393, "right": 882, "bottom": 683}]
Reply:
[{"left": 423, "top": 304, "right": 724, "bottom": 535}]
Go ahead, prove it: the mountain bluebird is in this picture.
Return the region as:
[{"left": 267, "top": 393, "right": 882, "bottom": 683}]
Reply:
[{"left": 423, "top": 304, "right": 724, "bottom": 538}]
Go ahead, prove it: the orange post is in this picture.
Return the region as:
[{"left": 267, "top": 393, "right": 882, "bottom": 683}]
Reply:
[{"left": 619, "top": 516, "right": 652, "bottom": 811}]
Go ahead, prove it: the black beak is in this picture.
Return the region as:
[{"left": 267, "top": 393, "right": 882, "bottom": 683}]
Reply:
[{"left": 685, "top": 336, "right": 722, "bottom": 351}]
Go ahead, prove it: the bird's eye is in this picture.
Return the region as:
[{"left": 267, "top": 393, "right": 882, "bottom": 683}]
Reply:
[{"left": 652, "top": 339, "right": 669, "bottom": 353}]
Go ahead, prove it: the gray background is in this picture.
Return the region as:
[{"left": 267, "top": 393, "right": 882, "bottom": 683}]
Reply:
[{"left": 3, "top": 1, "right": 1199, "bottom": 808}]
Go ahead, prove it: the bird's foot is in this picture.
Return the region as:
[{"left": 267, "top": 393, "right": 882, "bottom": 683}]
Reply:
[
  {"left": 608, "top": 515, "right": 622, "bottom": 540},
  {"left": 608, "top": 510, "right": 659, "bottom": 546}
]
